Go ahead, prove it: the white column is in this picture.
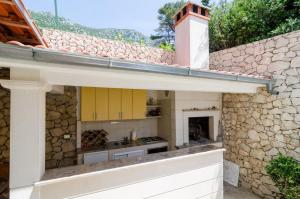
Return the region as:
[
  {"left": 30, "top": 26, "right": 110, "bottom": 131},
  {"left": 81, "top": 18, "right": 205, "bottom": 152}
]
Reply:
[{"left": 0, "top": 80, "right": 51, "bottom": 198}]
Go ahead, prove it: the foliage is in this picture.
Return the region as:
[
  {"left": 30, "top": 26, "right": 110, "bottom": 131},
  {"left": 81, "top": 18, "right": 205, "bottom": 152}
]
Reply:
[
  {"left": 159, "top": 42, "right": 175, "bottom": 51},
  {"left": 265, "top": 154, "right": 300, "bottom": 199},
  {"left": 30, "top": 11, "right": 153, "bottom": 46},
  {"left": 209, "top": 0, "right": 300, "bottom": 51},
  {"left": 202, "top": 0, "right": 210, "bottom": 6},
  {"left": 151, "top": 0, "right": 185, "bottom": 45}
]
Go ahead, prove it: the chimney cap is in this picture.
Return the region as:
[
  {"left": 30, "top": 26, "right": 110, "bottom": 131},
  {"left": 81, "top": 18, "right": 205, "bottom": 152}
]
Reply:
[{"left": 173, "top": 1, "right": 210, "bottom": 27}]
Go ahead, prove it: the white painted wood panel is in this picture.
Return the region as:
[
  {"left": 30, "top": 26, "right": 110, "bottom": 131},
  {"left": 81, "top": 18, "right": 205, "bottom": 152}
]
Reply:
[
  {"left": 34, "top": 150, "right": 224, "bottom": 199},
  {"left": 84, "top": 151, "right": 108, "bottom": 165}
]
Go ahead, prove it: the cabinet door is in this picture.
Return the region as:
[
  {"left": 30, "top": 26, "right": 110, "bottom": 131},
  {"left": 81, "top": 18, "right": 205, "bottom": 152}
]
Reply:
[
  {"left": 121, "top": 89, "right": 133, "bottom": 120},
  {"left": 109, "top": 88, "right": 122, "bottom": 120},
  {"left": 84, "top": 151, "right": 108, "bottom": 164},
  {"left": 127, "top": 150, "right": 144, "bottom": 158},
  {"left": 95, "top": 88, "right": 109, "bottom": 121},
  {"left": 81, "top": 87, "right": 95, "bottom": 121},
  {"left": 132, "top": 89, "right": 147, "bottom": 119}
]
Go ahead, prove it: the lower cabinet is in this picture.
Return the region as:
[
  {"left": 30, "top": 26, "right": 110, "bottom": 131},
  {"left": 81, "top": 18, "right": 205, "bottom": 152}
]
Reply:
[
  {"left": 112, "top": 150, "right": 144, "bottom": 160},
  {"left": 84, "top": 151, "right": 108, "bottom": 164}
]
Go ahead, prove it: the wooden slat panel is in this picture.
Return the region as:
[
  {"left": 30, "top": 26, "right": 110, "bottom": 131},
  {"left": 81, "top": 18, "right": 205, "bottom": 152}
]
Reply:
[
  {"left": 132, "top": 90, "right": 147, "bottom": 119},
  {"left": 0, "top": 4, "right": 8, "bottom": 16},
  {"left": 95, "top": 88, "right": 109, "bottom": 121},
  {"left": 8, "top": 26, "right": 24, "bottom": 35},
  {"left": 6, "top": 35, "right": 38, "bottom": 44},
  {"left": 121, "top": 89, "right": 133, "bottom": 120},
  {"left": 108, "top": 88, "right": 122, "bottom": 120},
  {"left": 0, "top": 16, "right": 29, "bottom": 29},
  {"left": 0, "top": 0, "right": 14, "bottom": 5},
  {"left": 81, "top": 87, "right": 96, "bottom": 122},
  {"left": 10, "top": 4, "right": 23, "bottom": 18},
  {"left": 0, "top": 31, "right": 7, "bottom": 42}
]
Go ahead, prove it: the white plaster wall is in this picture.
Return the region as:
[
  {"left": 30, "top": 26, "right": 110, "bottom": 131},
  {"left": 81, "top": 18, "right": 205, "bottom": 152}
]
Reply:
[
  {"left": 175, "top": 16, "right": 190, "bottom": 66},
  {"left": 175, "top": 15, "right": 209, "bottom": 69},
  {"left": 173, "top": 91, "right": 221, "bottom": 146},
  {"left": 189, "top": 16, "right": 209, "bottom": 69},
  {"left": 34, "top": 149, "right": 224, "bottom": 199},
  {"left": 81, "top": 119, "right": 158, "bottom": 142},
  {"left": 157, "top": 91, "right": 175, "bottom": 149}
]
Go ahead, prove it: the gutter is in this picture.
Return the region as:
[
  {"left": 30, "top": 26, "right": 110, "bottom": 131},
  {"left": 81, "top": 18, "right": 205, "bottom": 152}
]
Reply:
[{"left": 0, "top": 43, "right": 272, "bottom": 92}]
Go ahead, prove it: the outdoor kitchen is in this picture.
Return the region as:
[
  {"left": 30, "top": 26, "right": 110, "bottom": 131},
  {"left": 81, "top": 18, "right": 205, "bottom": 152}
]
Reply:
[{"left": 74, "top": 88, "right": 223, "bottom": 166}]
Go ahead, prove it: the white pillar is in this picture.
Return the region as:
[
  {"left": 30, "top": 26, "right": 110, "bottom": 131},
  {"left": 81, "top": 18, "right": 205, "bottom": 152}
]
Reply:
[{"left": 0, "top": 80, "right": 51, "bottom": 198}]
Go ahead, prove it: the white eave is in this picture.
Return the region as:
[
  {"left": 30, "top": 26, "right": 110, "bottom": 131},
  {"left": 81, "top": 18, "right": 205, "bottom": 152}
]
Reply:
[{"left": 0, "top": 43, "right": 271, "bottom": 93}]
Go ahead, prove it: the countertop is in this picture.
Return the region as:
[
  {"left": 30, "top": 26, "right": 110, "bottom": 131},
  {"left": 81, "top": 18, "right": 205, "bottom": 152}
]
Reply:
[
  {"left": 77, "top": 139, "right": 168, "bottom": 154},
  {"left": 42, "top": 144, "right": 224, "bottom": 181}
]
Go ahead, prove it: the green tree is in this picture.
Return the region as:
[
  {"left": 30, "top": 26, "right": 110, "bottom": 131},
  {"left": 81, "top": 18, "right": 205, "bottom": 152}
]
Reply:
[
  {"left": 151, "top": 0, "right": 185, "bottom": 45},
  {"left": 209, "top": 0, "right": 300, "bottom": 51},
  {"left": 266, "top": 154, "right": 300, "bottom": 199},
  {"left": 202, "top": 0, "right": 210, "bottom": 6}
]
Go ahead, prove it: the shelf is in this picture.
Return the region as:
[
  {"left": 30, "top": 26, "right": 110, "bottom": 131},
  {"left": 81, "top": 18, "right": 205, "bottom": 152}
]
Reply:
[
  {"left": 147, "top": 105, "right": 161, "bottom": 108},
  {"left": 146, "top": 116, "right": 161, "bottom": 119}
]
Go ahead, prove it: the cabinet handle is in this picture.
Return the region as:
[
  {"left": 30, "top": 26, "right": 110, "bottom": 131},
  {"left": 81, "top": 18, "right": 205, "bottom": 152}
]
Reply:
[
  {"left": 95, "top": 112, "right": 98, "bottom": 120},
  {"left": 93, "top": 112, "right": 95, "bottom": 120},
  {"left": 119, "top": 112, "right": 121, "bottom": 120}
]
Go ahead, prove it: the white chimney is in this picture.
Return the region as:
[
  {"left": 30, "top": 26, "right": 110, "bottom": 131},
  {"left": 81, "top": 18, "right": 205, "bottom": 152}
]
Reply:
[{"left": 174, "top": 1, "right": 210, "bottom": 69}]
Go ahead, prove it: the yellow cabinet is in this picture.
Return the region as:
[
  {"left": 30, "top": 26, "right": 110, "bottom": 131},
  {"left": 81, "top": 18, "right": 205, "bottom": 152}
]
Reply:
[
  {"left": 81, "top": 87, "right": 147, "bottom": 121},
  {"left": 81, "top": 87, "right": 96, "bottom": 121},
  {"left": 121, "top": 89, "right": 133, "bottom": 120},
  {"left": 95, "top": 88, "right": 109, "bottom": 121},
  {"left": 109, "top": 88, "right": 122, "bottom": 120},
  {"left": 132, "top": 89, "right": 147, "bottom": 119}
]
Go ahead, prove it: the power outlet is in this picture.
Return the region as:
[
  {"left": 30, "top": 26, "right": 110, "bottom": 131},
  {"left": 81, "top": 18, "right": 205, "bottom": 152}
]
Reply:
[{"left": 64, "top": 134, "right": 71, "bottom": 139}]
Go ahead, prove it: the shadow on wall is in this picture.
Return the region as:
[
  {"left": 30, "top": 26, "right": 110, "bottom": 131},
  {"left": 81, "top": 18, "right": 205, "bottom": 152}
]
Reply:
[
  {"left": 194, "top": 20, "right": 209, "bottom": 68},
  {"left": 46, "top": 86, "right": 78, "bottom": 169},
  {"left": 0, "top": 68, "right": 10, "bottom": 165}
]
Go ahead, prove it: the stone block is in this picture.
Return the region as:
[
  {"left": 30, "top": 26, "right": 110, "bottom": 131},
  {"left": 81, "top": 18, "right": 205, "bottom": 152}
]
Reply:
[
  {"left": 50, "top": 128, "right": 64, "bottom": 137},
  {"left": 291, "top": 57, "right": 300, "bottom": 68}
]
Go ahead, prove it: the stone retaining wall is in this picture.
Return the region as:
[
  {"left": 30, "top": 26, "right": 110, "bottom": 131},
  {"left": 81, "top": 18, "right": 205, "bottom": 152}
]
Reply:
[
  {"left": 211, "top": 31, "right": 300, "bottom": 198},
  {"left": 43, "top": 29, "right": 175, "bottom": 65}
]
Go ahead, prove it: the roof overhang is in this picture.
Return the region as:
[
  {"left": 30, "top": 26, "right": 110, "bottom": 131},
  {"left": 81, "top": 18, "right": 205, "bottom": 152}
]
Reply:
[
  {"left": 0, "top": 0, "right": 47, "bottom": 46},
  {"left": 0, "top": 43, "right": 272, "bottom": 93}
]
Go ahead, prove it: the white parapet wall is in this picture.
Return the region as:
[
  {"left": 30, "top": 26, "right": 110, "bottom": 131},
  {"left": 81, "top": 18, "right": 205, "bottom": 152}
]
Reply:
[{"left": 29, "top": 149, "right": 224, "bottom": 199}]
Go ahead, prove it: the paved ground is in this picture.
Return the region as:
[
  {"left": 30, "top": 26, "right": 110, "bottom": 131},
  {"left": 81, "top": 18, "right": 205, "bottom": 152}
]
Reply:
[{"left": 224, "top": 183, "right": 261, "bottom": 199}]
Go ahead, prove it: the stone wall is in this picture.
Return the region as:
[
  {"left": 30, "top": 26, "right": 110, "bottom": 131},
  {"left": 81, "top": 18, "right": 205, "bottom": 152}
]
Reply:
[
  {"left": 43, "top": 29, "right": 175, "bottom": 65},
  {"left": 211, "top": 30, "right": 300, "bottom": 198},
  {"left": 46, "top": 87, "right": 77, "bottom": 169},
  {"left": 0, "top": 68, "right": 9, "bottom": 164}
]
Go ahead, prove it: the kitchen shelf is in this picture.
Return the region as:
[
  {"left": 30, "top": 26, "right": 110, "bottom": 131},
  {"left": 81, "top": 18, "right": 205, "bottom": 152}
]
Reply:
[
  {"left": 146, "top": 116, "right": 161, "bottom": 119},
  {"left": 147, "top": 105, "right": 161, "bottom": 108}
]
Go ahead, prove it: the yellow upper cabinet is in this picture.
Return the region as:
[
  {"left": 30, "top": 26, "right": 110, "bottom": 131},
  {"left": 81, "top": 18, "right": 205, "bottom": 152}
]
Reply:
[
  {"left": 95, "top": 88, "right": 109, "bottom": 121},
  {"left": 81, "top": 87, "right": 96, "bottom": 122},
  {"left": 108, "top": 88, "right": 122, "bottom": 120},
  {"left": 132, "top": 89, "right": 147, "bottom": 119},
  {"left": 121, "top": 89, "right": 133, "bottom": 120},
  {"left": 81, "top": 87, "right": 147, "bottom": 121}
]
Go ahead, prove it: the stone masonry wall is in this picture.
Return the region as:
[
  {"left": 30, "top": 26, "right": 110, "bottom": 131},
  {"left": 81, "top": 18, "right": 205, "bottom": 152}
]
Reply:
[
  {"left": 0, "top": 68, "right": 9, "bottom": 164},
  {"left": 46, "top": 87, "right": 77, "bottom": 169},
  {"left": 211, "top": 30, "right": 300, "bottom": 198},
  {"left": 43, "top": 29, "right": 175, "bottom": 65}
]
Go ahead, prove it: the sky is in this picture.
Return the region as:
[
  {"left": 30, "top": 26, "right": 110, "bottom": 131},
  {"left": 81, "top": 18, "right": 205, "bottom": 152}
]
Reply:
[{"left": 23, "top": 0, "right": 218, "bottom": 36}]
